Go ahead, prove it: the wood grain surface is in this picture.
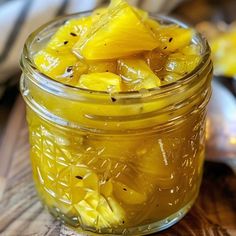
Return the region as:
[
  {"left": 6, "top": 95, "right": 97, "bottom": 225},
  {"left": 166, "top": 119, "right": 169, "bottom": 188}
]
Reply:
[{"left": 0, "top": 96, "right": 235, "bottom": 236}]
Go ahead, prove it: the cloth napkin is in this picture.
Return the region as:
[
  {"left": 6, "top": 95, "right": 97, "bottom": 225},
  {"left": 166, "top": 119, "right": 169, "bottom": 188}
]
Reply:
[{"left": 0, "top": 0, "right": 183, "bottom": 97}]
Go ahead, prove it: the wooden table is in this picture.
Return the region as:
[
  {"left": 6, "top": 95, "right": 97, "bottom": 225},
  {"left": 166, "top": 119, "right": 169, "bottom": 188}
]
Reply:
[{"left": 0, "top": 96, "right": 235, "bottom": 236}]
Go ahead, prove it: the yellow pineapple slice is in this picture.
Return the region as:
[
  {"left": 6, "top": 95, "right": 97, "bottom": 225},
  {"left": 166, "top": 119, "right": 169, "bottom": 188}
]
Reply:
[
  {"left": 110, "top": 0, "right": 148, "bottom": 20},
  {"left": 47, "top": 17, "right": 92, "bottom": 53},
  {"left": 73, "top": 0, "right": 159, "bottom": 60},
  {"left": 133, "top": 7, "right": 148, "bottom": 20},
  {"left": 100, "top": 179, "right": 113, "bottom": 197},
  {"left": 145, "top": 18, "right": 160, "bottom": 34},
  {"left": 113, "top": 181, "right": 147, "bottom": 205},
  {"left": 156, "top": 25, "right": 193, "bottom": 52},
  {"left": 33, "top": 49, "right": 79, "bottom": 83},
  {"left": 118, "top": 58, "right": 161, "bottom": 90},
  {"left": 92, "top": 7, "right": 107, "bottom": 19},
  {"left": 76, "top": 72, "right": 121, "bottom": 92},
  {"left": 92, "top": 4, "right": 148, "bottom": 21}
]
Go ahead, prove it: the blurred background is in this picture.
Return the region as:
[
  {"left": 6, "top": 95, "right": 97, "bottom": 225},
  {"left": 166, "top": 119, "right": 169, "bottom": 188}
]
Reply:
[{"left": 0, "top": 0, "right": 235, "bottom": 170}]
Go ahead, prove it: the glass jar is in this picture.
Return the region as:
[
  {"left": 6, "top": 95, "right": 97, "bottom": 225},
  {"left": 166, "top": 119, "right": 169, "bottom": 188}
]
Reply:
[{"left": 20, "top": 13, "right": 212, "bottom": 235}]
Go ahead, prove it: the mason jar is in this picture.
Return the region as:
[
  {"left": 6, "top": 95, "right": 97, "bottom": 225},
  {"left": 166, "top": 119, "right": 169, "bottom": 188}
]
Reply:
[{"left": 20, "top": 13, "right": 212, "bottom": 235}]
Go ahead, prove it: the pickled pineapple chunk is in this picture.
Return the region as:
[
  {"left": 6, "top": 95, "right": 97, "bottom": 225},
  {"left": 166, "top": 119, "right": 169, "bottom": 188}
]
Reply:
[
  {"left": 133, "top": 7, "right": 149, "bottom": 20},
  {"left": 136, "top": 138, "right": 175, "bottom": 189},
  {"left": 144, "top": 49, "right": 168, "bottom": 74},
  {"left": 73, "top": 1, "right": 159, "bottom": 59},
  {"left": 145, "top": 18, "right": 160, "bottom": 34},
  {"left": 110, "top": 0, "right": 148, "bottom": 20},
  {"left": 165, "top": 52, "right": 200, "bottom": 75},
  {"left": 118, "top": 58, "right": 161, "bottom": 90},
  {"left": 113, "top": 181, "right": 147, "bottom": 205},
  {"left": 55, "top": 165, "right": 125, "bottom": 228},
  {"left": 74, "top": 192, "right": 125, "bottom": 228},
  {"left": 33, "top": 49, "right": 78, "bottom": 81},
  {"left": 92, "top": 8, "right": 107, "bottom": 19},
  {"left": 76, "top": 72, "right": 121, "bottom": 92},
  {"left": 156, "top": 25, "right": 193, "bottom": 52},
  {"left": 87, "top": 60, "right": 117, "bottom": 73},
  {"left": 47, "top": 17, "right": 92, "bottom": 53}
]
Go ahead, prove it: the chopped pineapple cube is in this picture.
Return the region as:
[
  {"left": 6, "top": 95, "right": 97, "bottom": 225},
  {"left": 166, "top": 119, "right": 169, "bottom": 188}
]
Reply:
[
  {"left": 73, "top": 0, "right": 159, "bottom": 60},
  {"left": 118, "top": 58, "right": 161, "bottom": 90},
  {"left": 76, "top": 72, "right": 121, "bottom": 92}
]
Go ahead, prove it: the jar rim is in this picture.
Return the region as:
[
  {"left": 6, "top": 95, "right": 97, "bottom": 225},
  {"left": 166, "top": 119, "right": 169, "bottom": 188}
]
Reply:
[{"left": 20, "top": 11, "right": 211, "bottom": 101}]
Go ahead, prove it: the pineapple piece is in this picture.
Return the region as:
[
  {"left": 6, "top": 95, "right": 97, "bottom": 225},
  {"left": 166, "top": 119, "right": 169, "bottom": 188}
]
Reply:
[
  {"left": 145, "top": 18, "right": 160, "bottom": 34},
  {"left": 33, "top": 49, "right": 79, "bottom": 84},
  {"left": 180, "top": 44, "right": 201, "bottom": 55},
  {"left": 136, "top": 138, "right": 175, "bottom": 189},
  {"left": 87, "top": 60, "right": 117, "bottom": 73},
  {"left": 92, "top": 7, "right": 107, "bottom": 18},
  {"left": 76, "top": 72, "right": 121, "bottom": 92},
  {"left": 73, "top": 0, "right": 159, "bottom": 60},
  {"left": 113, "top": 181, "right": 147, "bottom": 205},
  {"left": 165, "top": 52, "right": 200, "bottom": 75},
  {"left": 75, "top": 197, "right": 111, "bottom": 228},
  {"left": 161, "top": 72, "right": 182, "bottom": 86},
  {"left": 71, "top": 165, "right": 99, "bottom": 191},
  {"left": 74, "top": 192, "right": 125, "bottom": 228},
  {"left": 100, "top": 179, "right": 113, "bottom": 197},
  {"left": 86, "top": 137, "right": 140, "bottom": 160},
  {"left": 57, "top": 165, "right": 125, "bottom": 228},
  {"left": 97, "top": 196, "right": 125, "bottom": 225},
  {"left": 118, "top": 58, "right": 161, "bottom": 90},
  {"left": 144, "top": 49, "right": 168, "bottom": 74},
  {"left": 111, "top": 0, "right": 148, "bottom": 20},
  {"left": 133, "top": 7, "right": 148, "bottom": 20},
  {"left": 156, "top": 25, "right": 193, "bottom": 52},
  {"left": 47, "top": 17, "right": 92, "bottom": 53}
]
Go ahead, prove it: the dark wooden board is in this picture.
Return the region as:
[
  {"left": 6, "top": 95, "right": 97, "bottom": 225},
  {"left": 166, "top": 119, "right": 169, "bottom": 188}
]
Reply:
[{"left": 0, "top": 96, "right": 235, "bottom": 236}]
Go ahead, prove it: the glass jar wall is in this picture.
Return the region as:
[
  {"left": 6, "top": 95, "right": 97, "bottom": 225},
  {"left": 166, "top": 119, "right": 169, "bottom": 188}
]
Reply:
[{"left": 20, "top": 13, "right": 212, "bottom": 235}]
